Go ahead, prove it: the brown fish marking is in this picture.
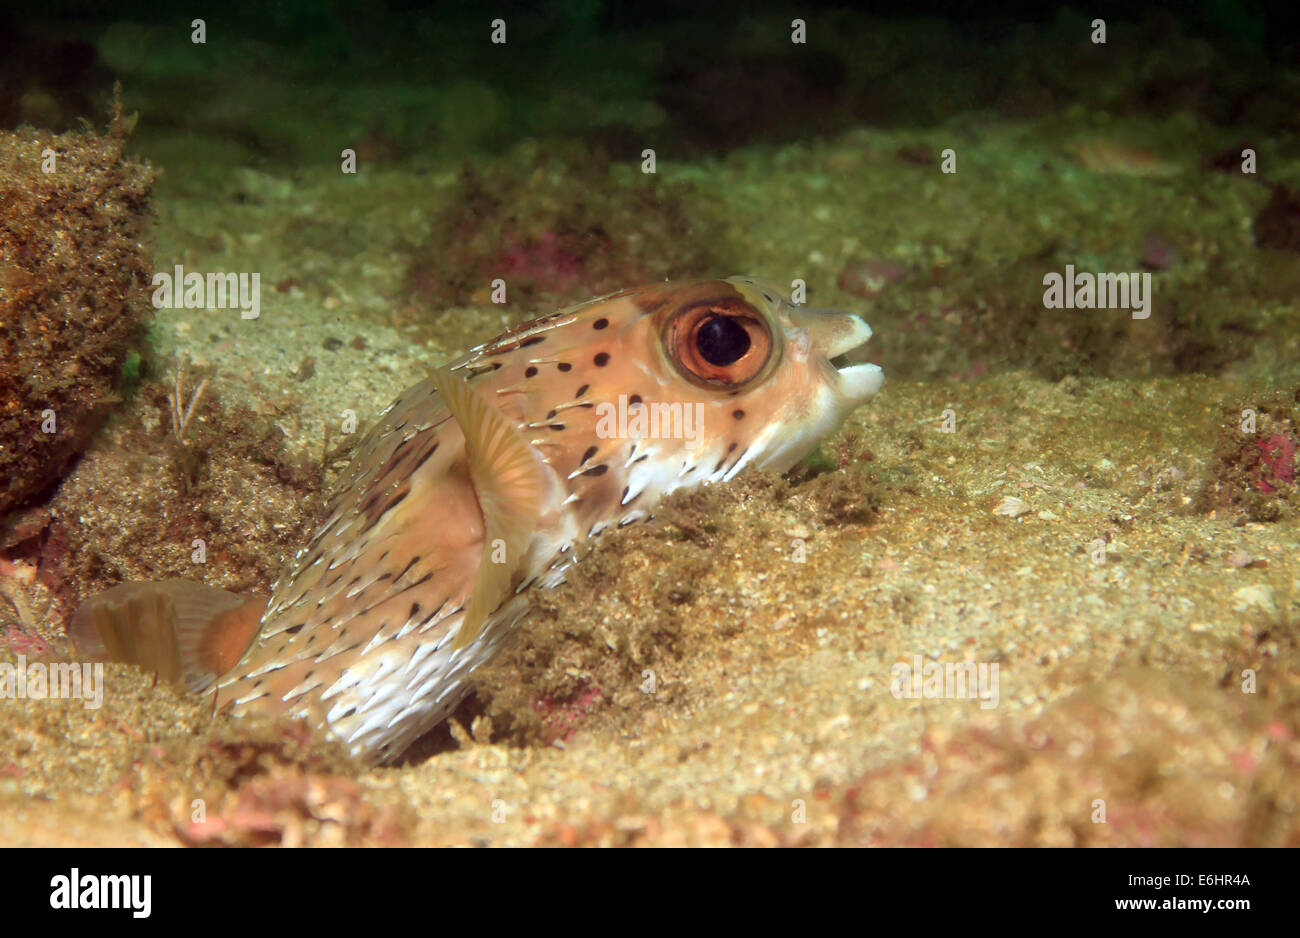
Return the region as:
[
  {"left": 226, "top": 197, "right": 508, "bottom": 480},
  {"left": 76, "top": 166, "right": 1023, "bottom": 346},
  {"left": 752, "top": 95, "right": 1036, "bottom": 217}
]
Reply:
[{"left": 71, "top": 278, "right": 884, "bottom": 763}]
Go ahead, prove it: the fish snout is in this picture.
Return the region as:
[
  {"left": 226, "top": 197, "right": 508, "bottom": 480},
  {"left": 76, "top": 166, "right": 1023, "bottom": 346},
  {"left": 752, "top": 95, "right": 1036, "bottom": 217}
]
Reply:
[{"left": 786, "top": 304, "right": 884, "bottom": 404}]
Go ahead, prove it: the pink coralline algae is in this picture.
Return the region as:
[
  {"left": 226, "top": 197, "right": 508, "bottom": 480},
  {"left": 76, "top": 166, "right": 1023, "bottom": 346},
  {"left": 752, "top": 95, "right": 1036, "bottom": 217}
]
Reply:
[
  {"left": 492, "top": 232, "right": 591, "bottom": 296},
  {"left": 1257, "top": 432, "right": 1296, "bottom": 494},
  {"left": 837, "top": 259, "right": 908, "bottom": 298},
  {"left": 534, "top": 682, "right": 606, "bottom": 745},
  {"left": 403, "top": 146, "right": 713, "bottom": 313},
  {"left": 1141, "top": 233, "right": 1179, "bottom": 271}
]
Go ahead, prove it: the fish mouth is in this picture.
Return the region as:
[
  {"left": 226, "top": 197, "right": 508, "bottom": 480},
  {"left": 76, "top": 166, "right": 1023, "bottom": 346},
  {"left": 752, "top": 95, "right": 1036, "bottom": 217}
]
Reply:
[
  {"left": 835, "top": 358, "right": 885, "bottom": 402},
  {"left": 726, "top": 279, "right": 884, "bottom": 403},
  {"left": 791, "top": 306, "right": 883, "bottom": 403}
]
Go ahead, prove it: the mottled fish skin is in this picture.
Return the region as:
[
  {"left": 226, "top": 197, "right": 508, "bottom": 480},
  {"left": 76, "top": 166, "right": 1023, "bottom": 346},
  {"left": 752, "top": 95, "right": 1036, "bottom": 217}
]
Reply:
[{"left": 216, "top": 277, "right": 883, "bottom": 763}]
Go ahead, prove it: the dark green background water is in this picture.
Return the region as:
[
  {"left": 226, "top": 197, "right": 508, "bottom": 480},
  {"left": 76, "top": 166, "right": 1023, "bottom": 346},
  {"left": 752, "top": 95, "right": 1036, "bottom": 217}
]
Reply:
[{"left": 2, "top": 1, "right": 1294, "bottom": 163}]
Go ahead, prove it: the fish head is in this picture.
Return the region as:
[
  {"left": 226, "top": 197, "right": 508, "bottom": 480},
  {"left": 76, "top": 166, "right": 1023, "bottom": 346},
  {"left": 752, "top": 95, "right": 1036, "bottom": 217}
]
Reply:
[
  {"left": 604, "top": 276, "right": 883, "bottom": 474},
  {"left": 458, "top": 277, "right": 883, "bottom": 539},
  {"left": 704, "top": 276, "right": 884, "bottom": 471}
]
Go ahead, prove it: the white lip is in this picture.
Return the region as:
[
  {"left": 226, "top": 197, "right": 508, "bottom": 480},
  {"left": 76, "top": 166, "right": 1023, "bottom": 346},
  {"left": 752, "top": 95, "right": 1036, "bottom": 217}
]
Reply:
[
  {"left": 827, "top": 315, "right": 872, "bottom": 358},
  {"left": 829, "top": 314, "right": 883, "bottom": 403},
  {"left": 837, "top": 361, "right": 885, "bottom": 402}
]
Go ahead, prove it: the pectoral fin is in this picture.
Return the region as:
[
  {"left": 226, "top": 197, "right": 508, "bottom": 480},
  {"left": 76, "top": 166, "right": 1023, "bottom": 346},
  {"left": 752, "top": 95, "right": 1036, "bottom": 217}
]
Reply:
[
  {"left": 431, "top": 367, "right": 549, "bottom": 651},
  {"left": 69, "top": 580, "right": 267, "bottom": 694}
]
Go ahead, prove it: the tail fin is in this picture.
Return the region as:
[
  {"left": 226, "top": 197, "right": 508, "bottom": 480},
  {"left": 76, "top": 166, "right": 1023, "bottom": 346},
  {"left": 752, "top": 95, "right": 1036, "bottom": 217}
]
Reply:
[{"left": 68, "top": 580, "right": 268, "bottom": 694}]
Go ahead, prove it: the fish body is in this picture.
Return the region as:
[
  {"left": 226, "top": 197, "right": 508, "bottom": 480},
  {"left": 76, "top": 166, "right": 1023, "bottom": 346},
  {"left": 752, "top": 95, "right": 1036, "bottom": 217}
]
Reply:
[{"left": 74, "top": 278, "right": 883, "bottom": 763}]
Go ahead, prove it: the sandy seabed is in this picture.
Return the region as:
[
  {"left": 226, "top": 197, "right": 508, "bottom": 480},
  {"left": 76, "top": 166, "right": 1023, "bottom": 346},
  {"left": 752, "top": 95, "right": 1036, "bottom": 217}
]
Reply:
[{"left": 1, "top": 122, "right": 1298, "bottom": 846}]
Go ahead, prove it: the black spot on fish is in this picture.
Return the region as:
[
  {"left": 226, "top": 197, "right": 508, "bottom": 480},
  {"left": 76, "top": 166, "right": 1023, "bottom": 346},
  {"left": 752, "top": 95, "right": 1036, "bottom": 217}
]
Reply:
[
  {"left": 557, "top": 362, "right": 572, "bottom": 372},
  {"left": 357, "top": 481, "right": 412, "bottom": 536},
  {"left": 549, "top": 424, "right": 566, "bottom": 431},
  {"left": 521, "top": 335, "right": 546, "bottom": 347},
  {"left": 412, "top": 442, "right": 440, "bottom": 472},
  {"left": 546, "top": 409, "right": 558, "bottom": 419},
  {"left": 733, "top": 409, "right": 745, "bottom": 420},
  {"left": 284, "top": 623, "right": 305, "bottom": 635},
  {"left": 629, "top": 394, "right": 642, "bottom": 406},
  {"left": 525, "top": 366, "right": 538, "bottom": 378},
  {"left": 580, "top": 445, "right": 598, "bottom": 465},
  {"left": 576, "top": 384, "right": 589, "bottom": 397},
  {"left": 593, "top": 318, "right": 609, "bottom": 330},
  {"left": 594, "top": 352, "right": 610, "bottom": 367},
  {"left": 584, "top": 464, "right": 609, "bottom": 477},
  {"left": 728, "top": 442, "right": 738, "bottom": 452}
]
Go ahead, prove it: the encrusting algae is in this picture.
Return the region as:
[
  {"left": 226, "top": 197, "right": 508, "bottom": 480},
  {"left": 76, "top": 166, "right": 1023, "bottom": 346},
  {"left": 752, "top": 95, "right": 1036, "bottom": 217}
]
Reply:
[
  {"left": 0, "top": 98, "right": 155, "bottom": 517},
  {"left": 70, "top": 278, "right": 883, "bottom": 763}
]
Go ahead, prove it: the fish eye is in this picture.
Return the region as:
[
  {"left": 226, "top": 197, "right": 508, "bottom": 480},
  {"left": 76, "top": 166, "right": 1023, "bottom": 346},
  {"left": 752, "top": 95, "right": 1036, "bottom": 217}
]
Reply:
[
  {"left": 664, "top": 299, "right": 772, "bottom": 388},
  {"left": 696, "top": 315, "right": 750, "bottom": 365}
]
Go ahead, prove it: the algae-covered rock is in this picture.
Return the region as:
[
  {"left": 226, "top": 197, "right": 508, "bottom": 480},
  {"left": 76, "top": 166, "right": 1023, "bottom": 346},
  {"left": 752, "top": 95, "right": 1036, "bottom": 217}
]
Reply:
[
  {"left": 404, "top": 141, "right": 716, "bottom": 314},
  {"left": 0, "top": 103, "right": 154, "bottom": 517},
  {"left": 1198, "top": 386, "right": 1300, "bottom": 522}
]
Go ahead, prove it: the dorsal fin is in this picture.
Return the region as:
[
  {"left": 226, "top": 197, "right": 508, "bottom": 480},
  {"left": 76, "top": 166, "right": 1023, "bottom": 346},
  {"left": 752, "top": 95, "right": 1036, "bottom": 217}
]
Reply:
[
  {"left": 430, "top": 366, "right": 549, "bottom": 651},
  {"left": 68, "top": 580, "right": 267, "bottom": 694}
]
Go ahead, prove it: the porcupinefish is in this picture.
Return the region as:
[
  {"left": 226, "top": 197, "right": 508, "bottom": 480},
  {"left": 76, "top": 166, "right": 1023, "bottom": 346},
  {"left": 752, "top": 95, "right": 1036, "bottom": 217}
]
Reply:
[{"left": 71, "top": 277, "right": 883, "bottom": 763}]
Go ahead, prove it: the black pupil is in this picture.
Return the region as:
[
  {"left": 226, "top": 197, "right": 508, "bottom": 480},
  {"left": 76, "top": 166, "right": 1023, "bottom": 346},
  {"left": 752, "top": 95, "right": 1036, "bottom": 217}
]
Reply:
[{"left": 696, "top": 315, "right": 751, "bottom": 366}]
